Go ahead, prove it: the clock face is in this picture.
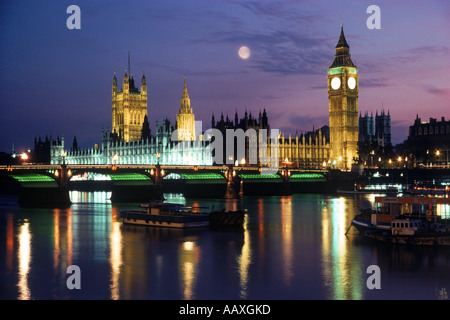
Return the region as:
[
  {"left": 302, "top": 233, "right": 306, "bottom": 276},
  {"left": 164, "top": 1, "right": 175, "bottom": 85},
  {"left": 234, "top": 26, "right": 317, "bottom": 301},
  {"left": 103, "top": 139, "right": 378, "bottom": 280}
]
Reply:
[
  {"left": 331, "top": 77, "right": 341, "bottom": 90},
  {"left": 348, "top": 77, "right": 356, "bottom": 89}
]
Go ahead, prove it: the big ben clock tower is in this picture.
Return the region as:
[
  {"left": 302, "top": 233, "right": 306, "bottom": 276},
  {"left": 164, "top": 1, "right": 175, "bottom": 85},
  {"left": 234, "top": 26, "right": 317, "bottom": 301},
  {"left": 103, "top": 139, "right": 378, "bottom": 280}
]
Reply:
[{"left": 328, "top": 24, "right": 359, "bottom": 170}]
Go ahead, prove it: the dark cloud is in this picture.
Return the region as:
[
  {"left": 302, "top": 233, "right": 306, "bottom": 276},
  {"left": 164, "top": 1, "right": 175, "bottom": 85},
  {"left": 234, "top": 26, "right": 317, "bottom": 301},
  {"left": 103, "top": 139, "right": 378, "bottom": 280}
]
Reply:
[
  {"left": 226, "top": 0, "right": 319, "bottom": 24},
  {"left": 251, "top": 34, "right": 330, "bottom": 75},
  {"left": 184, "top": 1, "right": 332, "bottom": 76},
  {"left": 191, "top": 27, "right": 331, "bottom": 75},
  {"left": 423, "top": 86, "right": 450, "bottom": 97},
  {"left": 377, "top": 46, "right": 449, "bottom": 70},
  {"left": 359, "top": 78, "right": 388, "bottom": 88}
]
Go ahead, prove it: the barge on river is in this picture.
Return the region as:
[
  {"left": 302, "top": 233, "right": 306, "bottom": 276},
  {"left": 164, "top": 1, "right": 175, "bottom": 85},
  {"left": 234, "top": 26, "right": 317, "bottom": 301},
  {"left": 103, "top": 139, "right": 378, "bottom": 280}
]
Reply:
[
  {"left": 350, "top": 195, "right": 450, "bottom": 245},
  {"left": 119, "top": 201, "right": 245, "bottom": 229}
]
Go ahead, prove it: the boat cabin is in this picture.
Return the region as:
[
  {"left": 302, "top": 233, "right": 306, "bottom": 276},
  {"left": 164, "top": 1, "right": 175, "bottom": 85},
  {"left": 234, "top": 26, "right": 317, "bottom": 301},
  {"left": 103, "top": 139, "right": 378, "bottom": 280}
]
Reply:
[
  {"left": 143, "top": 202, "right": 208, "bottom": 216},
  {"left": 391, "top": 219, "right": 420, "bottom": 236},
  {"left": 373, "top": 196, "right": 450, "bottom": 221}
]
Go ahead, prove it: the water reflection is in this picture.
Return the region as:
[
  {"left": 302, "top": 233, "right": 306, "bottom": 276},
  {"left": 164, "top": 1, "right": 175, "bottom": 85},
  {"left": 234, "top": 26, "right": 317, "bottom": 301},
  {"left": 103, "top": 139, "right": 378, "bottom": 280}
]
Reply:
[
  {"left": 163, "top": 193, "right": 186, "bottom": 206},
  {"left": 437, "top": 203, "right": 450, "bottom": 220},
  {"left": 238, "top": 213, "right": 251, "bottom": 299},
  {"left": 18, "top": 221, "right": 31, "bottom": 300},
  {"left": 280, "top": 196, "right": 293, "bottom": 287},
  {"left": 321, "top": 196, "right": 362, "bottom": 300},
  {"left": 179, "top": 240, "right": 200, "bottom": 299},
  {"left": 2, "top": 191, "right": 449, "bottom": 300},
  {"left": 69, "top": 190, "right": 112, "bottom": 203},
  {"left": 6, "top": 213, "right": 14, "bottom": 273},
  {"left": 110, "top": 207, "right": 122, "bottom": 300},
  {"left": 67, "top": 209, "right": 73, "bottom": 266},
  {"left": 53, "top": 210, "right": 60, "bottom": 272}
]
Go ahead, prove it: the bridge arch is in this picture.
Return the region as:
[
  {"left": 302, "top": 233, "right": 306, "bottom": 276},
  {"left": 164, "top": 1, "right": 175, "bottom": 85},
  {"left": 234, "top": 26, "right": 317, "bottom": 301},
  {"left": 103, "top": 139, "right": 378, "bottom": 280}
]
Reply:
[{"left": 8, "top": 173, "right": 59, "bottom": 187}]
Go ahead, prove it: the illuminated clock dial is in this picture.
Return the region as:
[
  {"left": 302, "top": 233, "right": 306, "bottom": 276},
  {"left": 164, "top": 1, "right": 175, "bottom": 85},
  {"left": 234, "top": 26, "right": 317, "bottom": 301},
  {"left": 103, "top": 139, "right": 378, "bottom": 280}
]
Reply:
[
  {"left": 331, "top": 77, "right": 341, "bottom": 90},
  {"left": 348, "top": 77, "right": 356, "bottom": 89}
]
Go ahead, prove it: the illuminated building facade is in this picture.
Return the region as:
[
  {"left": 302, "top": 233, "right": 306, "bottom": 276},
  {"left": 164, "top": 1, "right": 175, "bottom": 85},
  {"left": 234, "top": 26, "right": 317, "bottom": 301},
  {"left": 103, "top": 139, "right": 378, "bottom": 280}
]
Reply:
[
  {"left": 176, "top": 78, "right": 196, "bottom": 141},
  {"left": 112, "top": 70, "right": 147, "bottom": 142},
  {"left": 278, "top": 127, "right": 330, "bottom": 169},
  {"left": 211, "top": 110, "right": 330, "bottom": 169},
  {"left": 328, "top": 25, "right": 359, "bottom": 170},
  {"left": 51, "top": 72, "right": 212, "bottom": 166},
  {"left": 50, "top": 121, "right": 213, "bottom": 166},
  {"left": 211, "top": 109, "right": 270, "bottom": 165}
]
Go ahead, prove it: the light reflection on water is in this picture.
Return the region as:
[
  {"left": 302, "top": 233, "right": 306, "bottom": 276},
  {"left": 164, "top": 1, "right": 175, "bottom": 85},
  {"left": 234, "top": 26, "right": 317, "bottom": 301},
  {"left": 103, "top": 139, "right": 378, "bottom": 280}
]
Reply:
[
  {"left": 1, "top": 192, "right": 450, "bottom": 300},
  {"left": 238, "top": 214, "right": 251, "bottom": 299},
  {"left": 17, "top": 221, "right": 31, "bottom": 300},
  {"left": 321, "top": 197, "right": 363, "bottom": 300},
  {"left": 109, "top": 209, "right": 122, "bottom": 300},
  {"left": 280, "top": 196, "right": 293, "bottom": 287}
]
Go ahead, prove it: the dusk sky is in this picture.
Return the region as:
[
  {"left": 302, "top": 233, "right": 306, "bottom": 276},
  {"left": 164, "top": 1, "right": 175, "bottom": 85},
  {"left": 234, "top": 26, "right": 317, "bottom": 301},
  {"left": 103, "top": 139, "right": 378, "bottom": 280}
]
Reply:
[{"left": 0, "top": 0, "right": 449, "bottom": 153}]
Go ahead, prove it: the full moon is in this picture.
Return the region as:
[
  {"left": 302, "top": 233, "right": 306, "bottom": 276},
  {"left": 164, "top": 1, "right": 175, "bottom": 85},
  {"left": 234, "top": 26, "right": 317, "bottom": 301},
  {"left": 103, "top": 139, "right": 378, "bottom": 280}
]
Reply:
[{"left": 238, "top": 46, "right": 251, "bottom": 60}]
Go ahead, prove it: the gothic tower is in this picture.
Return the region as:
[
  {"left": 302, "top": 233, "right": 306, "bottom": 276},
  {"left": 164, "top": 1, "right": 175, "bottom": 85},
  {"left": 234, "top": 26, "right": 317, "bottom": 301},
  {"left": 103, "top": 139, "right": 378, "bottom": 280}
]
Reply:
[
  {"left": 328, "top": 25, "right": 359, "bottom": 170},
  {"left": 176, "top": 78, "right": 196, "bottom": 141},
  {"left": 112, "top": 63, "right": 147, "bottom": 142}
]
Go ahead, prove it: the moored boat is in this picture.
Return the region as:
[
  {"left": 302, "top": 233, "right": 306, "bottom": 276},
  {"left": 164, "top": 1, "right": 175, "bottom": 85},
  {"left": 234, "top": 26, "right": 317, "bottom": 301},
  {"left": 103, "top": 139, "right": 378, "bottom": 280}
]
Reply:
[
  {"left": 120, "top": 201, "right": 246, "bottom": 229},
  {"left": 349, "top": 195, "right": 450, "bottom": 245},
  {"left": 120, "top": 202, "right": 210, "bottom": 228},
  {"left": 338, "top": 185, "right": 399, "bottom": 195}
]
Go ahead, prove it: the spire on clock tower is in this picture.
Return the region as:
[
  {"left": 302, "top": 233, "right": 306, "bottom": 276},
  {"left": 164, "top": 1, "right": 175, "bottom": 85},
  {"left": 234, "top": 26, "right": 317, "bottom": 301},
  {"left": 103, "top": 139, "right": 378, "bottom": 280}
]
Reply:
[{"left": 330, "top": 24, "right": 355, "bottom": 68}]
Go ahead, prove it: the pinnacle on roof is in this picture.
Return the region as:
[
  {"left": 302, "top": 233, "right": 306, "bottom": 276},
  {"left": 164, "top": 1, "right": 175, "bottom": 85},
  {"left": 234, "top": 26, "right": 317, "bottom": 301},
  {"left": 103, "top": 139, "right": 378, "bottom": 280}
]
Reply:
[
  {"left": 330, "top": 24, "right": 355, "bottom": 68},
  {"left": 183, "top": 77, "right": 188, "bottom": 98},
  {"left": 335, "top": 24, "right": 349, "bottom": 49}
]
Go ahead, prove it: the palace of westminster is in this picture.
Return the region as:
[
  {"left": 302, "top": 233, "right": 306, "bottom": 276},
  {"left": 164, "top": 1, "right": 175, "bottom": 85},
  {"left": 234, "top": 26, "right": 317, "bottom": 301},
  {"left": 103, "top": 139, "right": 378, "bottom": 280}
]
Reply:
[{"left": 48, "top": 26, "right": 393, "bottom": 171}]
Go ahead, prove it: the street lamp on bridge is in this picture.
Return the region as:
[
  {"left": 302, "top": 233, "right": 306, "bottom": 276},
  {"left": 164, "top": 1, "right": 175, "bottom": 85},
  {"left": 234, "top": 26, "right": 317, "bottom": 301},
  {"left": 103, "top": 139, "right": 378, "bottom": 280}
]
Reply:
[
  {"left": 156, "top": 152, "right": 161, "bottom": 165},
  {"left": 112, "top": 153, "right": 119, "bottom": 171}
]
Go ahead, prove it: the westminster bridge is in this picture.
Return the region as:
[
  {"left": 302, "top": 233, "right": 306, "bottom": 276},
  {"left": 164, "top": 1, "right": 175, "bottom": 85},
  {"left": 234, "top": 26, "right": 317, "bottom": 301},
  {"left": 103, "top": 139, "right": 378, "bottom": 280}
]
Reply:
[
  {"left": 0, "top": 164, "right": 340, "bottom": 207},
  {"left": 1, "top": 164, "right": 449, "bottom": 207}
]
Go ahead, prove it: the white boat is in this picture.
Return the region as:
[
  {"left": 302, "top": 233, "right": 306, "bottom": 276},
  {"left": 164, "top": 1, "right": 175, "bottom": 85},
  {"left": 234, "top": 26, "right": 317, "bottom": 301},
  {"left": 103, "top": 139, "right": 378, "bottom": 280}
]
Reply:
[
  {"left": 119, "top": 202, "right": 210, "bottom": 228},
  {"left": 338, "top": 185, "right": 399, "bottom": 195}
]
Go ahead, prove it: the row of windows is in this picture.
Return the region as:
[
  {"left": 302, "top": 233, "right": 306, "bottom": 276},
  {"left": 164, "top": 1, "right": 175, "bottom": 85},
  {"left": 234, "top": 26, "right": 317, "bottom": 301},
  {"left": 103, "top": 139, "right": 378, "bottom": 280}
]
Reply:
[
  {"left": 417, "top": 125, "right": 450, "bottom": 135},
  {"left": 115, "top": 112, "right": 144, "bottom": 125},
  {"left": 392, "top": 221, "right": 419, "bottom": 229}
]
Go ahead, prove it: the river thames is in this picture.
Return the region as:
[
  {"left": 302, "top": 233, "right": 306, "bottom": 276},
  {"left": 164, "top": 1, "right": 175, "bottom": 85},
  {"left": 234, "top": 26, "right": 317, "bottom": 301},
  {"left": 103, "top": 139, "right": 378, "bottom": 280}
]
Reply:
[{"left": 1, "top": 192, "right": 449, "bottom": 300}]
